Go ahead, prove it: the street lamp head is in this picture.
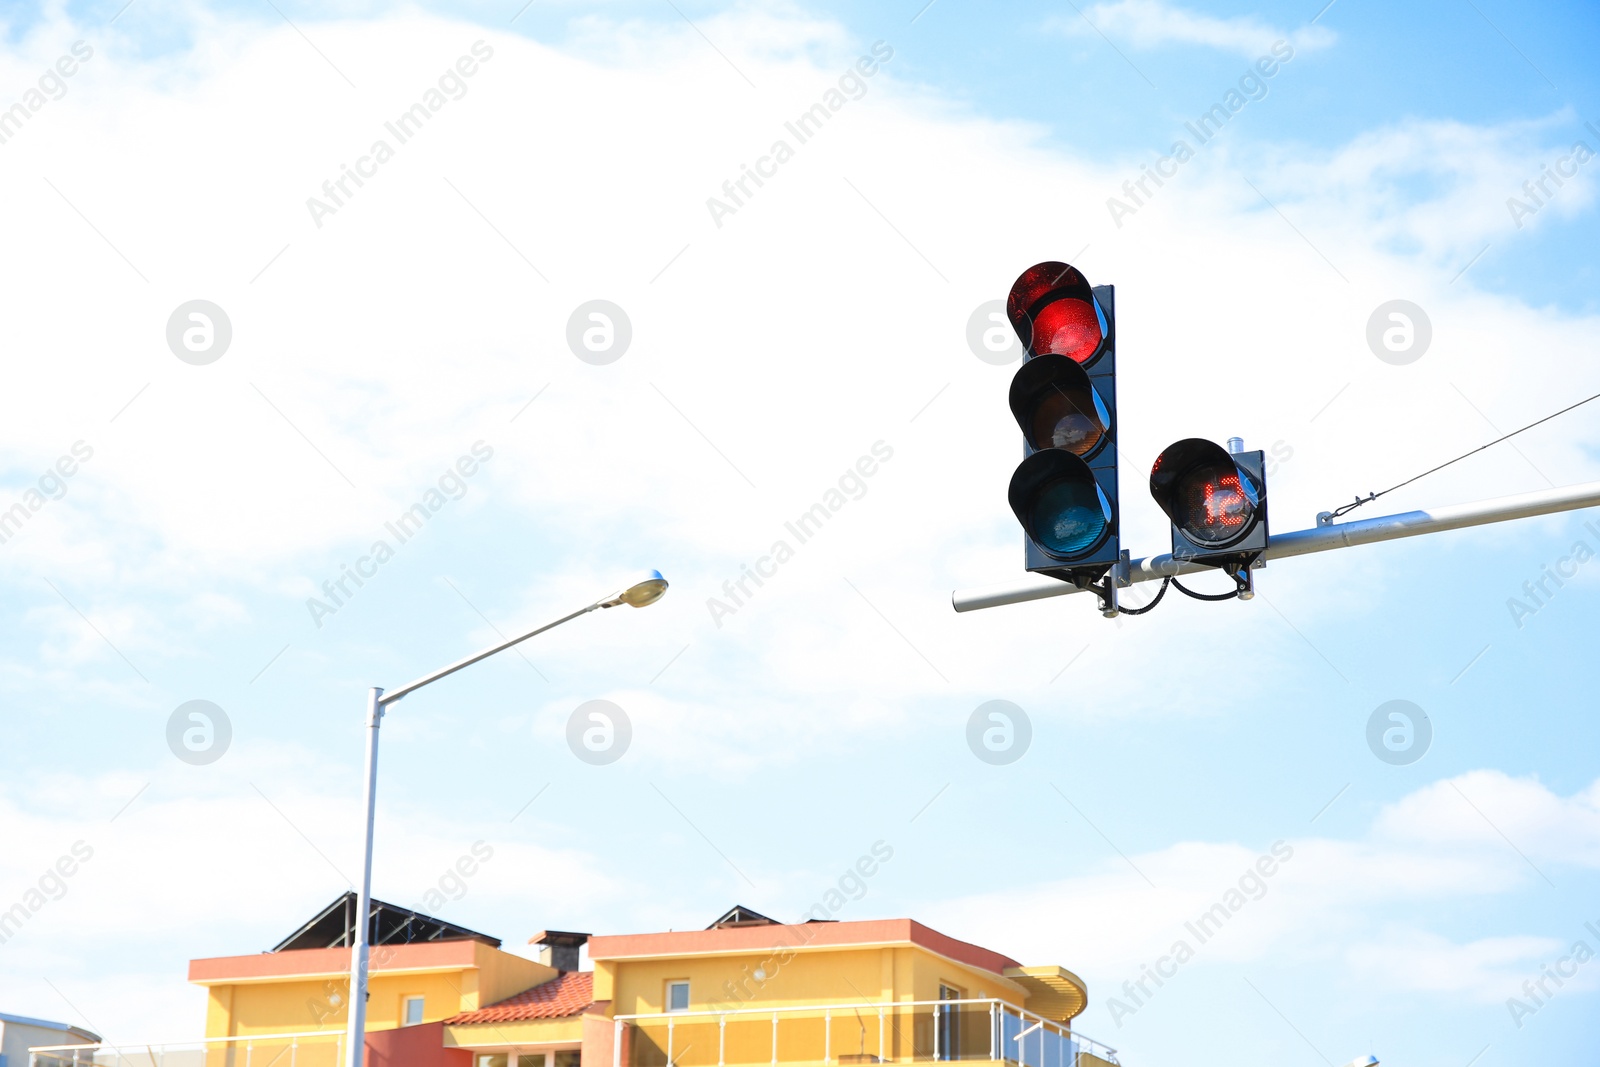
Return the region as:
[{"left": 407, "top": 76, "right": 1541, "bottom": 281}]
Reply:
[
  {"left": 1341, "top": 1057, "right": 1378, "bottom": 1067},
  {"left": 600, "top": 569, "right": 669, "bottom": 609}
]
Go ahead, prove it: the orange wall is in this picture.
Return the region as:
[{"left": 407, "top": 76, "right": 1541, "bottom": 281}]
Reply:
[
  {"left": 192, "top": 942, "right": 554, "bottom": 1037},
  {"left": 603, "top": 942, "right": 1024, "bottom": 1017}
]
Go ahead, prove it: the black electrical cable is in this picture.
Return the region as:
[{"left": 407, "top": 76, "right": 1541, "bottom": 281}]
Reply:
[
  {"left": 1116, "top": 577, "right": 1170, "bottom": 615},
  {"left": 1171, "top": 576, "right": 1242, "bottom": 602},
  {"left": 1117, "top": 573, "right": 1245, "bottom": 614},
  {"left": 1328, "top": 388, "right": 1600, "bottom": 520}
]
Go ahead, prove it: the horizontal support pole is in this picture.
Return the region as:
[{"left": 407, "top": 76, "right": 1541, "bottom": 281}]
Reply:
[
  {"left": 952, "top": 478, "right": 1600, "bottom": 612},
  {"left": 380, "top": 602, "right": 601, "bottom": 704}
]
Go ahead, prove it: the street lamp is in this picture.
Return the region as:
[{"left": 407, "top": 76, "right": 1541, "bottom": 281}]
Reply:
[{"left": 343, "top": 570, "right": 668, "bottom": 1066}]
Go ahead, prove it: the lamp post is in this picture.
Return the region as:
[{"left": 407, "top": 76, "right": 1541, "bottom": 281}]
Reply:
[{"left": 343, "top": 570, "right": 668, "bottom": 1066}]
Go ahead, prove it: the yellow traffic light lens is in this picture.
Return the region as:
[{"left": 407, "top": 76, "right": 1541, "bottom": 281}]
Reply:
[
  {"left": 1009, "top": 353, "right": 1112, "bottom": 459},
  {"left": 1030, "top": 385, "right": 1108, "bottom": 456}
]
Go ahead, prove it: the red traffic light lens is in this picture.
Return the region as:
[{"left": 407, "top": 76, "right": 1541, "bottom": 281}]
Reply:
[
  {"left": 1007, "top": 261, "right": 1106, "bottom": 363},
  {"left": 1029, "top": 298, "right": 1103, "bottom": 363}
]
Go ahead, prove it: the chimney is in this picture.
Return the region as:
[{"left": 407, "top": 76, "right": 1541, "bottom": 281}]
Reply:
[{"left": 530, "top": 930, "right": 590, "bottom": 972}]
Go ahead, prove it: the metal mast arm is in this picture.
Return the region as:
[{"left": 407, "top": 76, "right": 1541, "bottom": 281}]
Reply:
[
  {"left": 378, "top": 603, "right": 601, "bottom": 705},
  {"left": 953, "top": 478, "right": 1600, "bottom": 612}
]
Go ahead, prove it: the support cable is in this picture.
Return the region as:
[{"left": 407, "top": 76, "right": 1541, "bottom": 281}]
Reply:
[{"left": 1327, "top": 389, "right": 1600, "bottom": 520}]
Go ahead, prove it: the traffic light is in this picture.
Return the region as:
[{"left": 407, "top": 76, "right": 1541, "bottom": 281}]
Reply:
[
  {"left": 1149, "top": 437, "right": 1269, "bottom": 582},
  {"left": 1004, "top": 262, "right": 1120, "bottom": 608}
]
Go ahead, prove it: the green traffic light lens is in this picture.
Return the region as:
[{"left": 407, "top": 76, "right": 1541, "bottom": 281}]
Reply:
[{"left": 1028, "top": 478, "right": 1110, "bottom": 557}]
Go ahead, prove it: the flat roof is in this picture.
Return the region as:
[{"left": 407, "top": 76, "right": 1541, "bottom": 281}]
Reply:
[
  {"left": 588, "top": 918, "right": 1021, "bottom": 977},
  {"left": 0, "top": 1013, "right": 100, "bottom": 1043},
  {"left": 190, "top": 939, "right": 485, "bottom": 985}
]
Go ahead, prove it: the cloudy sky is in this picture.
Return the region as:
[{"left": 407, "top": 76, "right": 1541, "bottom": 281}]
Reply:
[{"left": 1, "top": 0, "right": 1598, "bottom": 1064}]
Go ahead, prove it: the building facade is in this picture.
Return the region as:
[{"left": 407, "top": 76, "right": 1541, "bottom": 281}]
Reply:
[
  {"left": 174, "top": 899, "right": 1117, "bottom": 1067},
  {"left": 2, "top": 1012, "right": 98, "bottom": 1067}
]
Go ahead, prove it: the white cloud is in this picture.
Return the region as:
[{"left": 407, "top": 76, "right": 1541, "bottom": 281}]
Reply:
[
  {"left": 1258, "top": 111, "right": 1600, "bottom": 263},
  {"left": 1345, "top": 928, "right": 1576, "bottom": 1003},
  {"left": 12, "top": 764, "right": 1592, "bottom": 1041},
  {"left": 0, "top": 746, "right": 622, "bottom": 1040},
  {"left": 917, "top": 772, "right": 1600, "bottom": 1014},
  {"left": 0, "top": 4, "right": 1592, "bottom": 688},
  {"left": 1373, "top": 768, "right": 1600, "bottom": 867},
  {"left": 1050, "top": 0, "right": 1336, "bottom": 58}
]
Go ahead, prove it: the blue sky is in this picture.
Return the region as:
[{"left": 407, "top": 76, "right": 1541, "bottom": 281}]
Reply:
[
  {"left": 18, "top": 0, "right": 1598, "bottom": 309},
  {"left": 0, "top": 0, "right": 1598, "bottom": 1065}
]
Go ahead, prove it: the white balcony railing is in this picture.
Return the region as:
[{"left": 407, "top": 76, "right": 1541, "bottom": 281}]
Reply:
[
  {"left": 29, "top": 1031, "right": 346, "bottom": 1067},
  {"left": 31, "top": 1001, "right": 1120, "bottom": 1067},
  {"left": 612, "top": 999, "right": 1118, "bottom": 1067}
]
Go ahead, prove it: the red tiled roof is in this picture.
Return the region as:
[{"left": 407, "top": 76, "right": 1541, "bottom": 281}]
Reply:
[{"left": 446, "top": 970, "right": 594, "bottom": 1025}]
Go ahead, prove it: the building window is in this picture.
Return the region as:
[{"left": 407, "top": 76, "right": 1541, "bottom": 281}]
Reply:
[
  {"left": 403, "top": 995, "right": 425, "bottom": 1025},
  {"left": 666, "top": 980, "right": 690, "bottom": 1012},
  {"left": 555, "top": 1051, "right": 582, "bottom": 1067},
  {"left": 937, "top": 984, "right": 963, "bottom": 1061}
]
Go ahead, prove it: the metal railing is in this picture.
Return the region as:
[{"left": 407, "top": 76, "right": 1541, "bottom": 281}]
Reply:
[
  {"left": 30, "top": 1031, "right": 346, "bottom": 1067},
  {"left": 612, "top": 999, "right": 1117, "bottom": 1067}
]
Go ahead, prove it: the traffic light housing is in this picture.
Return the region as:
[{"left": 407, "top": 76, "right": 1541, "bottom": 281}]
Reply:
[
  {"left": 1149, "top": 438, "right": 1269, "bottom": 570},
  {"left": 1004, "top": 262, "right": 1119, "bottom": 593}
]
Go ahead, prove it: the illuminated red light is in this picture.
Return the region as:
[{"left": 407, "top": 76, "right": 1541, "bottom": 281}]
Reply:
[
  {"left": 1150, "top": 438, "right": 1268, "bottom": 555},
  {"left": 1030, "top": 298, "right": 1103, "bottom": 363},
  {"left": 1007, "top": 262, "right": 1106, "bottom": 363},
  {"left": 1186, "top": 474, "right": 1250, "bottom": 533}
]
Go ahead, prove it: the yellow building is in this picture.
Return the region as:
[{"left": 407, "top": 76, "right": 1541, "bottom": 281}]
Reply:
[{"left": 180, "top": 897, "right": 1119, "bottom": 1067}]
